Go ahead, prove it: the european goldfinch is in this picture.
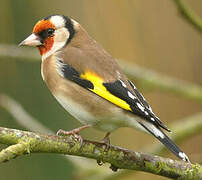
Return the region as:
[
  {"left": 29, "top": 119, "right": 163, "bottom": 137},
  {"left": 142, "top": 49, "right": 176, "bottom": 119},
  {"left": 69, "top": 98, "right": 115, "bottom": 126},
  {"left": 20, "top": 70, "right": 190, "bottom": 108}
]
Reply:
[{"left": 19, "top": 15, "right": 190, "bottom": 162}]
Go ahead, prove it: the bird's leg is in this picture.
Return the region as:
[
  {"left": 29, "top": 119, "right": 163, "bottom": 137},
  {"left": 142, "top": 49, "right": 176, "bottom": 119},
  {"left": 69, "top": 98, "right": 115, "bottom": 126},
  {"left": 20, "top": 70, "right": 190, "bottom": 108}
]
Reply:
[
  {"left": 56, "top": 125, "right": 90, "bottom": 145},
  {"left": 101, "top": 132, "right": 111, "bottom": 145},
  {"left": 101, "top": 132, "right": 111, "bottom": 150},
  {"left": 97, "top": 132, "right": 111, "bottom": 166}
]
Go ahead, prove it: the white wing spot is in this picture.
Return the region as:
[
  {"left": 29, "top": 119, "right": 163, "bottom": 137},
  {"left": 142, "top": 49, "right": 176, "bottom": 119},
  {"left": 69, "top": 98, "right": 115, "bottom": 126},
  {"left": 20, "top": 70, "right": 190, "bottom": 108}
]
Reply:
[
  {"left": 145, "top": 111, "right": 149, "bottom": 115},
  {"left": 136, "top": 102, "right": 145, "bottom": 112},
  {"left": 128, "top": 91, "right": 136, "bottom": 99},
  {"left": 150, "top": 117, "right": 155, "bottom": 121},
  {"left": 119, "top": 80, "right": 127, "bottom": 87}
]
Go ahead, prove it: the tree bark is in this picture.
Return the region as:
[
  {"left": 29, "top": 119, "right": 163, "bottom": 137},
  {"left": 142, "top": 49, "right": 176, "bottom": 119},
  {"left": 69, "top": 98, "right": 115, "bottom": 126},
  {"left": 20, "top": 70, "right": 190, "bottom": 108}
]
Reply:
[{"left": 0, "top": 127, "right": 201, "bottom": 180}]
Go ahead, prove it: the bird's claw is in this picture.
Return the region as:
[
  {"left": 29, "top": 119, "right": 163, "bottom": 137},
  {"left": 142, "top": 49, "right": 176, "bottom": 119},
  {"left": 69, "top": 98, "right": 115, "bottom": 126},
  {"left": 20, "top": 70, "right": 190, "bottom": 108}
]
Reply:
[
  {"left": 56, "top": 129, "right": 84, "bottom": 146},
  {"left": 72, "top": 133, "right": 84, "bottom": 146},
  {"left": 56, "top": 125, "right": 90, "bottom": 146}
]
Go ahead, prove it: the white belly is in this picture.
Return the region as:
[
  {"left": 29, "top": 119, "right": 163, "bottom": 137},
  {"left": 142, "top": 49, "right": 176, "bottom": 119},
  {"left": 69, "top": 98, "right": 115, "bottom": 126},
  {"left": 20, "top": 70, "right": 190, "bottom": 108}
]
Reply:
[
  {"left": 54, "top": 93, "right": 146, "bottom": 133},
  {"left": 54, "top": 94, "right": 97, "bottom": 126}
]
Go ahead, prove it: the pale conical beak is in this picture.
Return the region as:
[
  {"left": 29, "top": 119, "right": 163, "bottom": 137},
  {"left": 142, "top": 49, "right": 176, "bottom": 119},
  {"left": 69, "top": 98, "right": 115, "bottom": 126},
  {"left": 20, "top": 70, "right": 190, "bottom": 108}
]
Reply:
[{"left": 19, "top": 33, "right": 42, "bottom": 46}]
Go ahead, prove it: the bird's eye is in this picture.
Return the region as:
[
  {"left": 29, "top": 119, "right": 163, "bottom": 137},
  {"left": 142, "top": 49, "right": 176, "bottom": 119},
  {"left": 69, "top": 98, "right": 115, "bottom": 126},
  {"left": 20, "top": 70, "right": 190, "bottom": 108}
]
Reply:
[
  {"left": 47, "top": 28, "right": 55, "bottom": 36},
  {"left": 38, "top": 28, "right": 55, "bottom": 43}
]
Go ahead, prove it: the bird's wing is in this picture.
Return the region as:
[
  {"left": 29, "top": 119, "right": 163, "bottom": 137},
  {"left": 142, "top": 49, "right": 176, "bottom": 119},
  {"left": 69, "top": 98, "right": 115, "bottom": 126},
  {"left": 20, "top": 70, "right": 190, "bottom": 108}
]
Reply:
[
  {"left": 57, "top": 59, "right": 169, "bottom": 131},
  {"left": 56, "top": 59, "right": 190, "bottom": 162},
  {"left": 127, "top": 80, "right": 170, "bottom": 131}
]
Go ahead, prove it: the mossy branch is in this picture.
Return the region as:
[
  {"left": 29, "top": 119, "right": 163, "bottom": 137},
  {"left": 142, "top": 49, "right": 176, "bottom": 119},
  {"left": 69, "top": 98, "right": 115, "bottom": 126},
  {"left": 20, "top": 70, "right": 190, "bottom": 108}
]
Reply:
[
  {"left": 102, "top": 112, "right": 202, "bottom": 180},
  {"left": 0, "top": 127, "right": 201, "bottom": 179},
  {"left": 1, "top": 94, "right": 202, "bottom": 180}
]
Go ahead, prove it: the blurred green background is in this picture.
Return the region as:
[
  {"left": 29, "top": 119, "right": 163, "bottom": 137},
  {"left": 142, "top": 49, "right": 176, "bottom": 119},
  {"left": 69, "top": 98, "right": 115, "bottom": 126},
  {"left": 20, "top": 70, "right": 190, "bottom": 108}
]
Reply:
[{"left": 0, "top": 0, "right": 202, "bottom": 179}]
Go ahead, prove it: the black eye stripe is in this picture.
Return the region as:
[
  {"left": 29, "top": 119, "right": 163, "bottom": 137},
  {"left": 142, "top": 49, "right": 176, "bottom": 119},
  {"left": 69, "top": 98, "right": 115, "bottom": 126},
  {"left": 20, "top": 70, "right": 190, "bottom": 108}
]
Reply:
[{"left": 38, "top": 28, "right": 55, "bottom": 42}]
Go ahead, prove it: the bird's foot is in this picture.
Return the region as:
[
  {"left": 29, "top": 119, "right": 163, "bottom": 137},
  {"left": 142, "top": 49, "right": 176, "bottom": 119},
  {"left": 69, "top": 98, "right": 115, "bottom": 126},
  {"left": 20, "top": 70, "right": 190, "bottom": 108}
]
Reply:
[{"left": 56, "top": 125, "right": 90, "bottom": 145}]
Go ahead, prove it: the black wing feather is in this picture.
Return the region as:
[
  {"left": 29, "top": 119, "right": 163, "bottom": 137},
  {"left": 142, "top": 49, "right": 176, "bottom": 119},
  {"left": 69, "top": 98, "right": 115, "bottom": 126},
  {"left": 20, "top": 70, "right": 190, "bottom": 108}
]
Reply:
[
  {"left": 128, "top": 80, "right": 170, "bottom": 132},
  {"left": 103, "top": 80, "right": 149, "bottom": 118},
  {"left": 103, "top": 80, "right": 169, "bottom": 129},
  {"left": 59, "top": 60, "right": 94, "bottom": 89}
]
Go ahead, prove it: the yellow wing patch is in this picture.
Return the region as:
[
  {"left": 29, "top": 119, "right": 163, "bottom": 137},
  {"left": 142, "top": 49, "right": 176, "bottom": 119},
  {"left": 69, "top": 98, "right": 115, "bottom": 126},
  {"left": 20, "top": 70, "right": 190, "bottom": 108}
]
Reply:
[{"left": 81, "top": 71, "right": 132, "bottom": 111}]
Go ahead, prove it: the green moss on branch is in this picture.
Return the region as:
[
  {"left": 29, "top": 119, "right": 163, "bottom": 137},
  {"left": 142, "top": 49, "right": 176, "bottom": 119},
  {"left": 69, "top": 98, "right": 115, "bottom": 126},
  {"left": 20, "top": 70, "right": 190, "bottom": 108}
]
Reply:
[{"left": 0, "top": 127, "right": 201, "bottom": 179}]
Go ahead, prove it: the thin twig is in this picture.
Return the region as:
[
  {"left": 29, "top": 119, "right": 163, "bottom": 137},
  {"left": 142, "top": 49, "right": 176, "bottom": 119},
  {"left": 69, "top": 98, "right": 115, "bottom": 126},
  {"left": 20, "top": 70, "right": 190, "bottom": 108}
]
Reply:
[
  {"left": 0, "top": 127, "right": 201, "bottom": 179},
  {"left": 0, "top": 94, "right": 51, "bottom": 133},
  {"left": 120, "top": 61, "right": 202, "bottom": 103},
  {"left": 0, "top": 44, "right": 39, "bottom": 60},
  {"left": 173, "top": 0, "right": 202, "bottom": 33}
]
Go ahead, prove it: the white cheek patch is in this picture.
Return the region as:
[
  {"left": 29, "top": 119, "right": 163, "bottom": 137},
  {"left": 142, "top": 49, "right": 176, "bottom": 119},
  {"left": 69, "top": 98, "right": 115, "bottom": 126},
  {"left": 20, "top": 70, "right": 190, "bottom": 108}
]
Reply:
[
  {"left": 42, "top": 27, "right": 70, "bottom": 60},
  {"left": 54, "top": 27, "right": 70, "bottom": 45},
  {"left": 50, "top": 16, "right": 65, "bottom": 28}
]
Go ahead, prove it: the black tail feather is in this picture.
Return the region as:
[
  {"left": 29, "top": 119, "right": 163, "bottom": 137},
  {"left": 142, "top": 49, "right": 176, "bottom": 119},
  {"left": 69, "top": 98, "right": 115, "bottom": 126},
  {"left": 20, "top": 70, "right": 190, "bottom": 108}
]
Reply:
[{"left": 140, "top": 122, "right": 190, "bottom": 163}]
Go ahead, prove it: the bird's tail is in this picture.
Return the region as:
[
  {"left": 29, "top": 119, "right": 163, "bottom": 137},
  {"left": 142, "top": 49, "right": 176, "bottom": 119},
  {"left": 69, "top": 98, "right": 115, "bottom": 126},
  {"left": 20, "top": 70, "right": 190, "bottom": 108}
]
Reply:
[{"left": 139, "top": 121, "right": 190, "bottom": 163}]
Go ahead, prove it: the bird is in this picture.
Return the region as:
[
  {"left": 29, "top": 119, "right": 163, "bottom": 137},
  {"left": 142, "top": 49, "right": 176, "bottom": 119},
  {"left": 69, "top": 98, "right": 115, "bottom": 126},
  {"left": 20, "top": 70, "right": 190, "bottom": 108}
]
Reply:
[{"left": 19, "top": 14, "right": 190, "bottom": 163}]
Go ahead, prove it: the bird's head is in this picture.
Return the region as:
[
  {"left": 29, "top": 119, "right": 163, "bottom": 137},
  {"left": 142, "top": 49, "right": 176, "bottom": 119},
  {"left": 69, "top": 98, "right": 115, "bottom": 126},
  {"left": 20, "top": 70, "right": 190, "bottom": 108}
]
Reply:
[{"left": 19, "top": 15, "right": 76, "bottom": 59}]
